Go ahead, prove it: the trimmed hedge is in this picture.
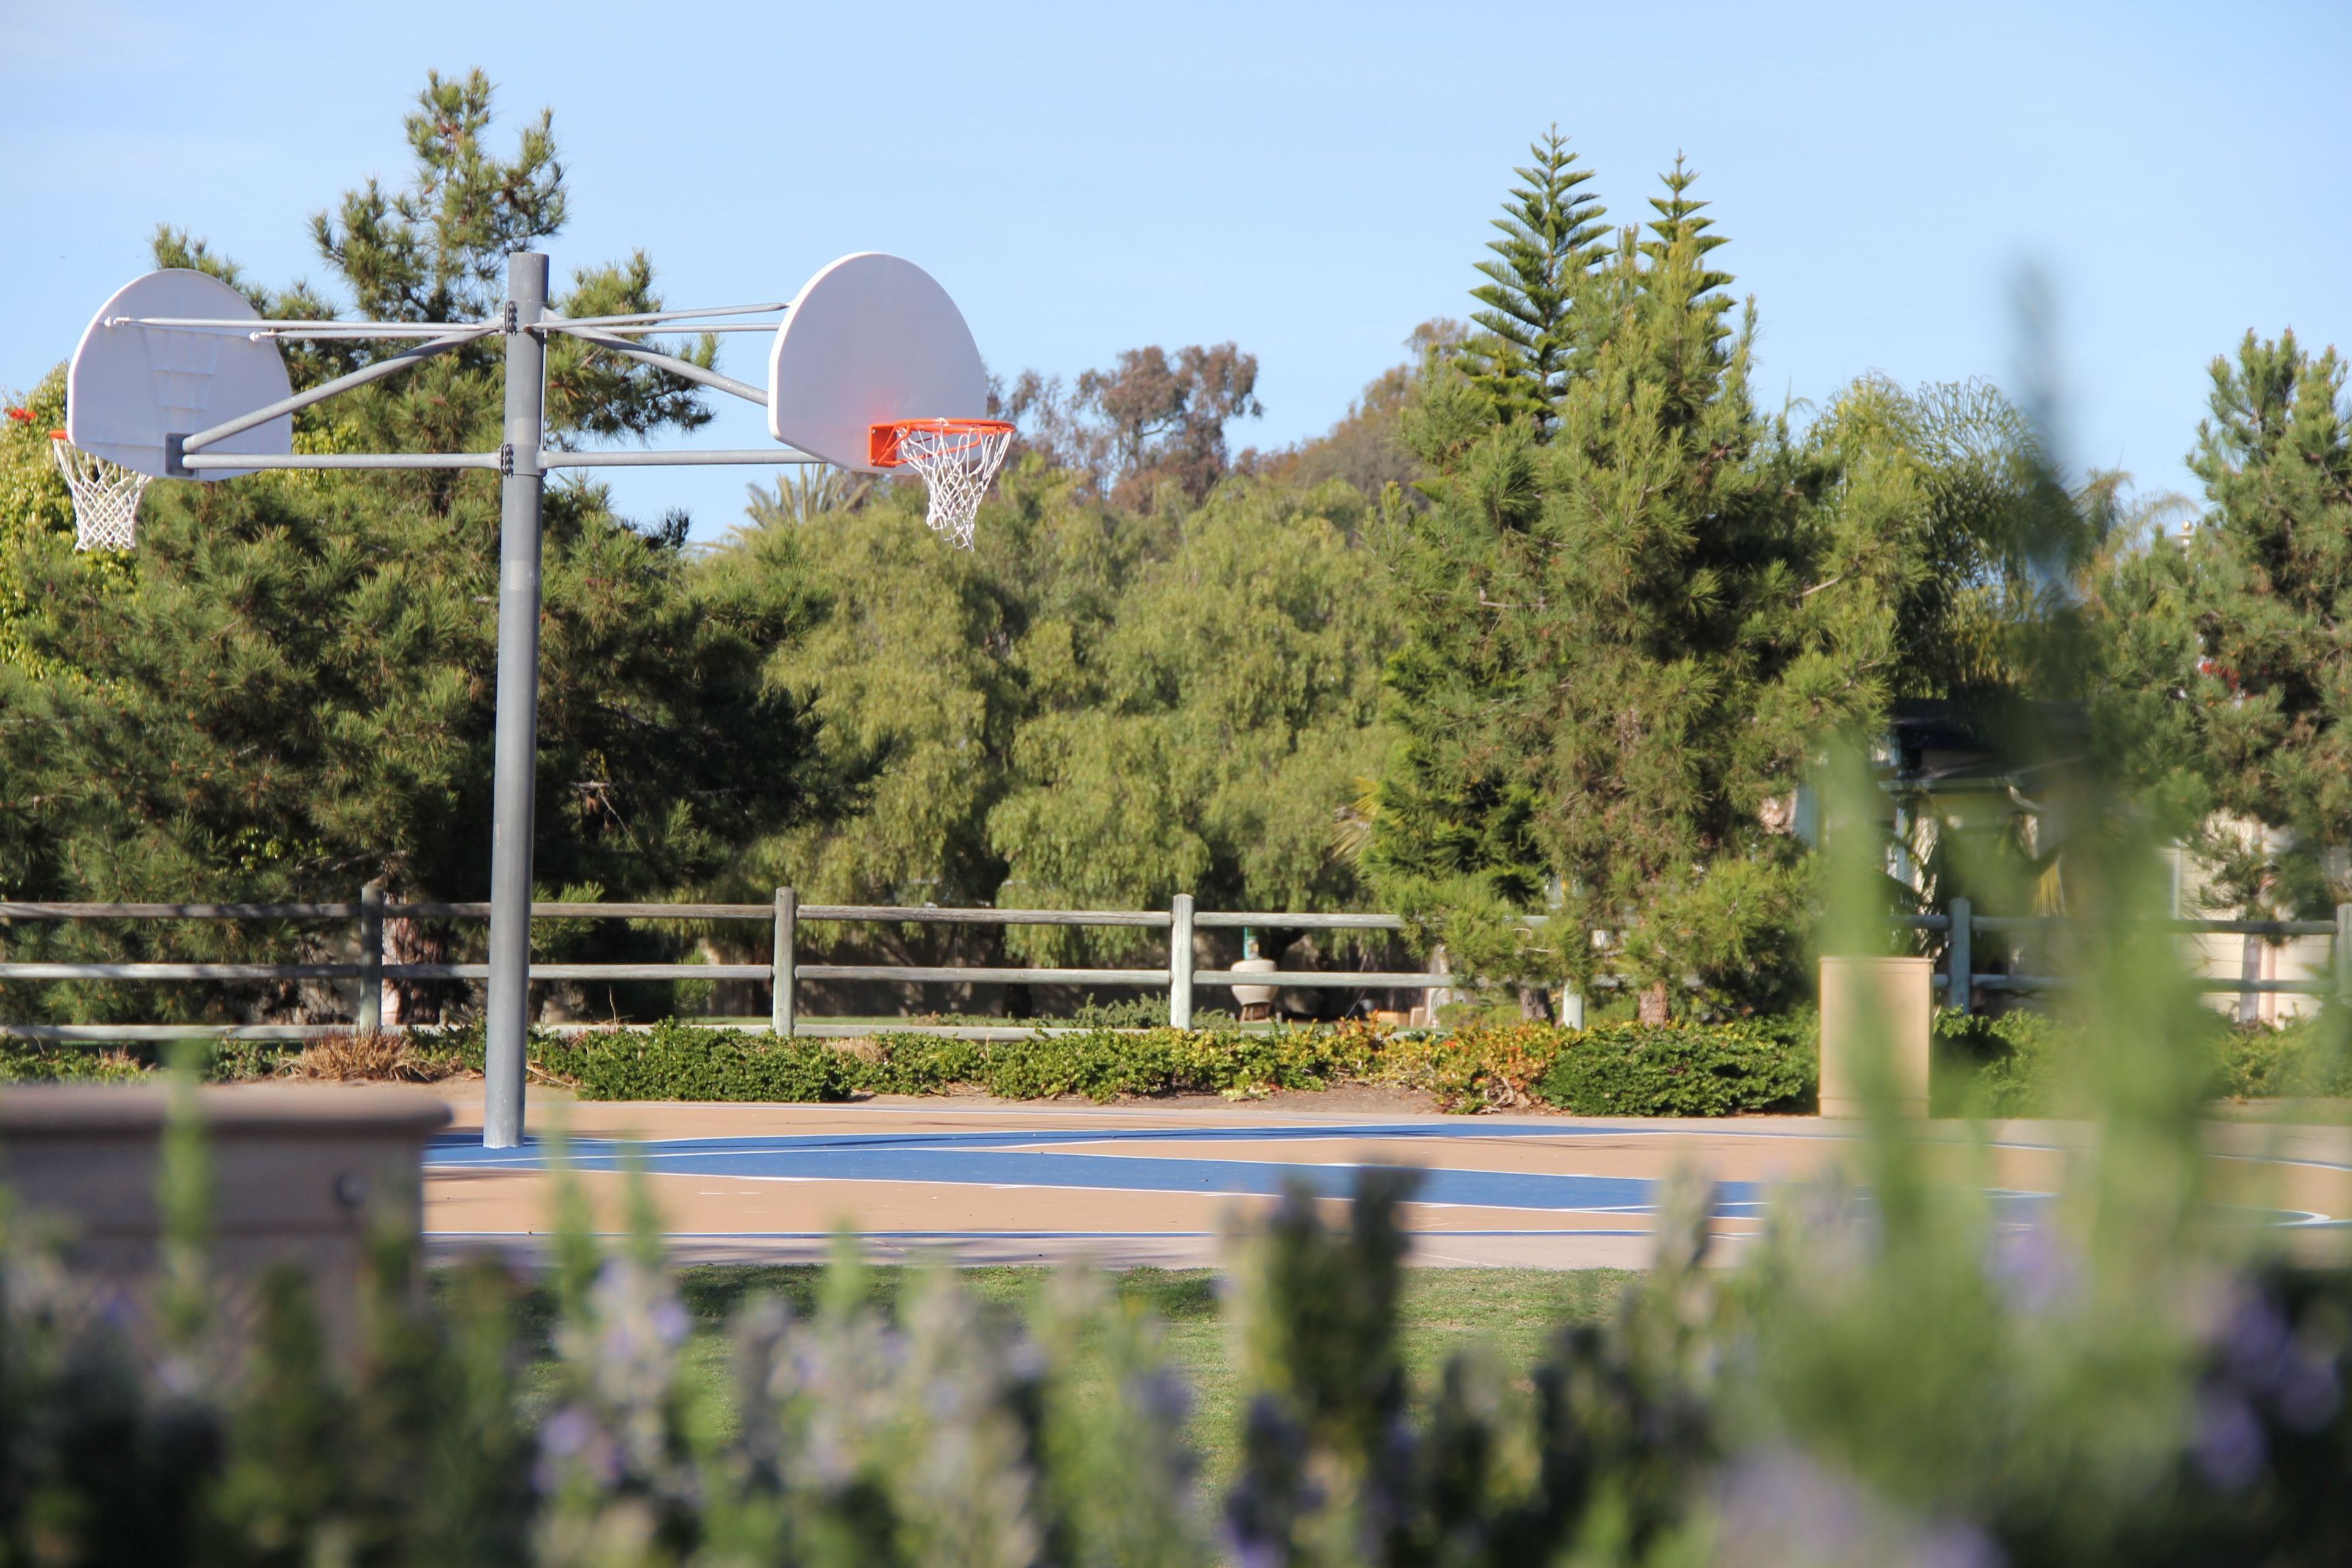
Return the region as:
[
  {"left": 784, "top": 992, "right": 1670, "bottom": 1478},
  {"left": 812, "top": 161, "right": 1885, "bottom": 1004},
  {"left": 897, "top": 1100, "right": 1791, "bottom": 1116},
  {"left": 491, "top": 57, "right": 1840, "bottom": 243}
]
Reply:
[
  {"left": 413, "top": 1017, "right": 1823, "bottom": 1115},
  {"left": 508, "top": 1021, "right": 1387, "bottom": 1104},
  {"left": 1533, "top": 1018, "right": 1817, "bottom": 1117}
]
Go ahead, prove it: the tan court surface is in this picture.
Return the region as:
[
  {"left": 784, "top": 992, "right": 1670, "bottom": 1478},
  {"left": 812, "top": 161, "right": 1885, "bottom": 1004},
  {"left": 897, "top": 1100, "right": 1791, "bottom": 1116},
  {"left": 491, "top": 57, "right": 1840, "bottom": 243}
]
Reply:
[{"left": 413, "top": 1086, "right": 2352, "bottom": 1272}]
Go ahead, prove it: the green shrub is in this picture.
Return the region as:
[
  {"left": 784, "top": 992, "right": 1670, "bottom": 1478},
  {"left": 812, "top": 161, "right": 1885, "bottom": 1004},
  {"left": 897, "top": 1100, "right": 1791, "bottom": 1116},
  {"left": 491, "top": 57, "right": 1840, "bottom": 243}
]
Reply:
[
  {"left": 1931, "top": 1009, "right": 2082, "bottom": 1117},
  {"left": 540, "top": 1020, "right": 856, "bottom": 1102},
  {"left": 2215, "top": 1013, "right": 2352, "bottom": 1099},
  {"left": 1533, "top": 1018, "right": 1817, "bottom": 1117},
  {"left": 1931, "top": 1006, "right": 2352, "bottom": 1115}
]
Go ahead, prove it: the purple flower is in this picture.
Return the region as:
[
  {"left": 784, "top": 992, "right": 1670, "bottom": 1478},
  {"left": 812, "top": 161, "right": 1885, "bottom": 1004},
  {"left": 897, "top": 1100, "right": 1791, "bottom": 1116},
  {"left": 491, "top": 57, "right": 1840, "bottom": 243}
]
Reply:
[
  {"left": 2275, "top": 1348, "right": 2342, "bottom": 1432},
  {"left": 541, "top": 1404, "right": 595, "bottom": 1458},
  {"left": 1713, "top": 1447, "right": 2003, "bottom": 1568},
  {"left": 1983, "top": 1218, "right": 2080, "bottom": 1316},
  {"left": 2215, "top": 1289, "right": 2292, "bottom": 1387},
  {"left": 2193, "top": 1388, "right": 2266, "bottom": 1492}
]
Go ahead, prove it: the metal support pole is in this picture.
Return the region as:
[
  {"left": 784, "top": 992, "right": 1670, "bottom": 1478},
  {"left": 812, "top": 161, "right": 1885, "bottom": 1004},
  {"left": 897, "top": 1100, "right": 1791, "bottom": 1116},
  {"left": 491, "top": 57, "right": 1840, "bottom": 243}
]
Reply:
[
  {"left": 772, "top": 887, "right": 797, "bottom": 1038},
  {"left": 483, "top": 252, "right": 549, "bottom": 1150},
  {"left": 1169, "top": 892, "right": 1195, "bottom": 1028},
  {"left": 1946, "top": 896, "right": 1972, "bottom": 1017},
  {"left": 357, "top": 880, "right": 384, "bottom": 1033}
]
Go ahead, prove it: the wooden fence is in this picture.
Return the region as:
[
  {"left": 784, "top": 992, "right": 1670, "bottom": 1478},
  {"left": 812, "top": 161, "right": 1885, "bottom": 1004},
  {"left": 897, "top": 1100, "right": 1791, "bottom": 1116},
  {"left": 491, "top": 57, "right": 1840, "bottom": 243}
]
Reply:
[
  {"left": 4, "top": 889, "right": 2348, "bottom": 1043},
  {"left": 0, "top": 891, "right": 1451, "bottom": 1043},
  {"left": 1901, "top": 897, "right": 2352, "bottom": 1019}
]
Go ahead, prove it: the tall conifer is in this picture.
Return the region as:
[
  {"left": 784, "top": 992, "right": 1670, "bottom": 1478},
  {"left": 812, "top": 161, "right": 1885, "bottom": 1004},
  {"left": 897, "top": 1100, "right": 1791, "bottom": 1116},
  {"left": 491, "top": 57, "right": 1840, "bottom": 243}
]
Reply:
[
  {"left": 1371, "top": 157, "right": 1867, "bottom": 1019},
  {"left": 1461, "top": 129, "right": 1607, "bottom": 438},
  {"left": 2176, "top": 331, "right": 2352, "bottom": 911}
]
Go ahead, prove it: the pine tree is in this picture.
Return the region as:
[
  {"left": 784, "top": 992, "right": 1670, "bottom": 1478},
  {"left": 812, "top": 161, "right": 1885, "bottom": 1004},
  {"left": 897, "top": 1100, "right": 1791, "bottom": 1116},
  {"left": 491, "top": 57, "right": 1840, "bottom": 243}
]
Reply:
[
  {"left": 1461, "top": 129, "right": 1607, "bottom": 438},
  {"left": 1370, "top": 161, "right": 1869, "bottom": 1019},
  {"left": 2176, "top": 330, "right": 2352, "bottom": 911},
  {"left": 0, "top": 74, "right": 829, "bottom": 1019}
]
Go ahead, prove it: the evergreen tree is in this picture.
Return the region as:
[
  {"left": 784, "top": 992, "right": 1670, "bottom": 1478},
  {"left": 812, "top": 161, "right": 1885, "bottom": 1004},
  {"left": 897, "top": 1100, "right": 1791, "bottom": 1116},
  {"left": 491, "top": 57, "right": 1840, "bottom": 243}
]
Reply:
[
  {"left": 1460, "top": 128, "right": 1607, "bottom": 437},
  {"left": 0, "top": 73, "right": 827, "bottom": 1017},
  {"left": 2173, "top": 330, "right": 2352, "bottom": 911},
  {"left": 1370, "top": 162, "right": 1874, "bottom": 1019}
]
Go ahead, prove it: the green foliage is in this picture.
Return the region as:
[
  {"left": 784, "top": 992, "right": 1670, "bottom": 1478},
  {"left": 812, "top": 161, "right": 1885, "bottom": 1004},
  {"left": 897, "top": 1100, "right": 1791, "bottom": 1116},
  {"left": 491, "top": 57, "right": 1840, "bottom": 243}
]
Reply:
[
  {"left": 1534, "top": 1017, "right": 1816, "bottom": 1117},
  {"left": 1931, "top": 1007, "right": 2084, "bottom": 1117},
  {"left": 1927, "top": 1006, "right": 2352, "bottom": 1116},
  {"left": 1461, "top": 128, "right": 1607, "bottom": 436},
  {"left": 522, "top": 1023, "right": 1382, "bottom": 1104},
  {"left": 535, "top": 1020, "right": 855, "bottom": 1102},
  {"left": 2210, "top": 1013, "right": 2352, "bottom": 1101},
  {"left": 0, "top": 74, "right": 828, "bottom": 1019},
  {"left": 0, "top": 369, "right": 108, "bottom": 672},
  {"left": 1370, "top": 157, "right": 1847, "bottom": 1016},
  {"left": 1801, "top": 375, "right": 2086, "bottom": 704},
  {"left": 730, "top": 457, "right": 1394, "bottom": 962},
  {"left": 989, "top": 480, "right": 1392, "bottom": 960},
  {"left": 2169, "top": 330, "right": 2352, "bottom": 913},
  {"left": 1366, "top": 138, "right": 2092, "bottom": 1019},
  {"left": 394, "top": 1014, "right": 1827, "bottom": 1115}
]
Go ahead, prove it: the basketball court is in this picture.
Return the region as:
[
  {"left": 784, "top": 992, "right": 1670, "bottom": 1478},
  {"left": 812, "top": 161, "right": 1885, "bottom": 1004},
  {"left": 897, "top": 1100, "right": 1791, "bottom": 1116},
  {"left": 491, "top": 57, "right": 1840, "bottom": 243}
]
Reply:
[
  {"left": 412, "top": 1087, "right": 2352, "bottom": 1270},
  {"left": 37, "top": 245, "right": 2352, "bottom": 1279}
]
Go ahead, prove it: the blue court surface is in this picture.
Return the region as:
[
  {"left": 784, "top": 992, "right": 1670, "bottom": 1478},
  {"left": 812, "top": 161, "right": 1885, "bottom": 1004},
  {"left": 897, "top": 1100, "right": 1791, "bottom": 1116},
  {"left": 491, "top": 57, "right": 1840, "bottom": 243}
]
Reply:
[{"left": 424, "top": 1121, "right": 2043, "bottom": 1221}]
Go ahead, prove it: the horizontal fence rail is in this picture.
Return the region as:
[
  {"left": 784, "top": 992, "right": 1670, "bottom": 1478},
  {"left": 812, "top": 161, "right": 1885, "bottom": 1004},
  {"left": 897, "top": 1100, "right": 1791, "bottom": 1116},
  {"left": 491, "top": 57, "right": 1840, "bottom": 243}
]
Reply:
[
  {"left": 9, "top": 886, "right": 2345, "bottom": 1043},
  {"left": 1899, "top": 897, "right": 2352, "bottom": 1019},
  {"left": 0, "top": 888, "right": 1461, "bottom": 1042}
]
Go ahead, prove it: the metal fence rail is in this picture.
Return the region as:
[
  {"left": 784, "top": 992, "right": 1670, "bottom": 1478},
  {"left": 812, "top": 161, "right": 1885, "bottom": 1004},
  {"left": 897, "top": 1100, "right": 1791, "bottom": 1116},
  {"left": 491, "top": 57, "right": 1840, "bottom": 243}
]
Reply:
[{"left": 0, "top": 887, "right": 1456, "bottom": 1042}]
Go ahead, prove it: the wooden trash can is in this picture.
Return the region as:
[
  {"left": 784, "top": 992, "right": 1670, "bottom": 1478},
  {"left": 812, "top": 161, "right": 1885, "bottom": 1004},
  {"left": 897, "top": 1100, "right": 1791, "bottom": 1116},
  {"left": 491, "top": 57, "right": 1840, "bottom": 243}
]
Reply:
[
  {"left": 1817, "top": 956, "right": 1932, "bottom": 1118},
  {"left": 0, "top": 1085, "right": 450, "bottom": 1349}
]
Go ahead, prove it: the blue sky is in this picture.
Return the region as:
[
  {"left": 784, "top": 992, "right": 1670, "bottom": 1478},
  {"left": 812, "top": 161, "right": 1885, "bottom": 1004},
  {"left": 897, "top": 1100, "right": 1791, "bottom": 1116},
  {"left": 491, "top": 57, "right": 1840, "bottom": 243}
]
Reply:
[{"left": 4, "top": 1, "right": 2345, "bottom": 540}]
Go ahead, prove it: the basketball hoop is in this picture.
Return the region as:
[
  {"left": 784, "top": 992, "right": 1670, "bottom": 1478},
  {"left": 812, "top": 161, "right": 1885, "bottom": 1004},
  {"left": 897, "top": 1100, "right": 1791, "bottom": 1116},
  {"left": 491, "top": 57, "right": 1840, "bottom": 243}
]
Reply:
[
  {"left": 48, "top": 431, "right": 148, "bottom": 552},
  {"left": 869, "top": 417, "right": 1014, "bottom": 549}
]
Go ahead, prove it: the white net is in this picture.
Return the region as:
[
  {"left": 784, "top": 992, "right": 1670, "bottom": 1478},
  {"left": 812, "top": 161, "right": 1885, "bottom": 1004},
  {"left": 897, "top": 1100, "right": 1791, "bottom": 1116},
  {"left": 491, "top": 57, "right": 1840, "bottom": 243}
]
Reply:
[
  {"left": 50, "top": 435, "right": 149, "bottom": 552},
  {"left": 890, "top": 420, "right": 1014, "bottom": 549}
]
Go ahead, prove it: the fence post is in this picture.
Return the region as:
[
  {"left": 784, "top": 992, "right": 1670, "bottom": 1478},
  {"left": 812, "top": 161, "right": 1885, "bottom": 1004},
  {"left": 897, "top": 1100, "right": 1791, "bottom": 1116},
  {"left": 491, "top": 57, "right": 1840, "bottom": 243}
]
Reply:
[
  {"left": 357, "top": 880, "right": 384, "bottom": 1034},
  {"left": 2335, "top": 903, "right": 2351, "bottom": 1011},
  {"left": 1169, "top": 892, "right": 1195, "bottom": 1028},
  {"left": 2241, "top": 929, "right": 2263, "bottom": 1027},
  {"left": 771, "top": 887, "right": 797, "bottom": 1038},
  {"left": 1945, "top": 895, "right": 1971, "bottom": 1017}
]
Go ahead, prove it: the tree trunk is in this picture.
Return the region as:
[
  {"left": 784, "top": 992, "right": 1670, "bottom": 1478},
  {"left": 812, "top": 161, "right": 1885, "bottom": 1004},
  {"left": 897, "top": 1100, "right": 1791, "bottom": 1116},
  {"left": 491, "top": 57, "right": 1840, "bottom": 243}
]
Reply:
[
  {"left": 380, "top": 916, "right": 443, "bottom": 1027},
  {"left": 1638, "top": 981, "right": 1670, "bottom": 1025}
]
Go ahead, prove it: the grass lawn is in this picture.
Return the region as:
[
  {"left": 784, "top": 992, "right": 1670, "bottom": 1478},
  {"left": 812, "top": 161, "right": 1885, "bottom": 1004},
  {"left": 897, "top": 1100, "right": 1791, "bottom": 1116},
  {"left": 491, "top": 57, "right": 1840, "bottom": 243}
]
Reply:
[{"left": 491, "top": 1264, "right": 1634, "bottom": 1484}]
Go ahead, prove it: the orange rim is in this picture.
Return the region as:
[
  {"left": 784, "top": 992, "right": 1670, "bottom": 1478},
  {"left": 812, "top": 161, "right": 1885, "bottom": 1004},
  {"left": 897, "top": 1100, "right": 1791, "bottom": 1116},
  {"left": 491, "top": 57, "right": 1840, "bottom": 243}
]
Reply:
[{"left": 869, "top": 417, "right": 1015, "bottom": 468}]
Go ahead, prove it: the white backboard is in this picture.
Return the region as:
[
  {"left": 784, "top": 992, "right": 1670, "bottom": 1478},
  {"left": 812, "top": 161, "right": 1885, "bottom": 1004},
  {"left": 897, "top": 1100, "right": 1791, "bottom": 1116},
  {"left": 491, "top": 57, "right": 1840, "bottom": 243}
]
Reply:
[
  {"left": 67, "top": 270, "right": 293, "bottom": 479},
  {"left": 767, "top": 253, "right": 987, "bottom": 473}
]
